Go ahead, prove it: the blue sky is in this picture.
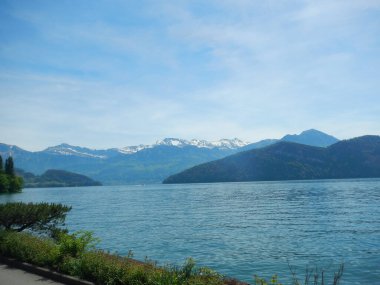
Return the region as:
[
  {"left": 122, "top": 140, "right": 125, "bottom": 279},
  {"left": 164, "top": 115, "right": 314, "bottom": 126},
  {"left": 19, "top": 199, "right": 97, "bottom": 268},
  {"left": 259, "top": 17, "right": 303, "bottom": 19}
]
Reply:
[{"left": 1, "top": 0, "right": 379, "bottom": 150}]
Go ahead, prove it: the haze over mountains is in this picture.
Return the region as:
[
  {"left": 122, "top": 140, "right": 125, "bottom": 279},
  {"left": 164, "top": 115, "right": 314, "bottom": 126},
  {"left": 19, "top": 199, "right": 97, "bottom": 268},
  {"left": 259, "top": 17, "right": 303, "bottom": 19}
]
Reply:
[{"left": 0, "top": 129, "right": 339, "bottom": 185}]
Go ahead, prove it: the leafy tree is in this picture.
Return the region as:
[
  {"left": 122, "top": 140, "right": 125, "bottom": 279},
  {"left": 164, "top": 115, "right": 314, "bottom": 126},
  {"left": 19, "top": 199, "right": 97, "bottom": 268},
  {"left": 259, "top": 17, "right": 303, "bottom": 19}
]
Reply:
[
  {"left": 0, "top": 173, "right": 9, "bottom": 193},
  {"left": 5, "top": 156, "right": 14, "bottom": 176},
  {"left": 8, "top": 176, "right": 23, "bottom": 193},
  {"left": 0, "top": 202, "right": 72, "bottom": 236},
  {"left": 0, "top": 156, "right": 23, "bottom": 193}
]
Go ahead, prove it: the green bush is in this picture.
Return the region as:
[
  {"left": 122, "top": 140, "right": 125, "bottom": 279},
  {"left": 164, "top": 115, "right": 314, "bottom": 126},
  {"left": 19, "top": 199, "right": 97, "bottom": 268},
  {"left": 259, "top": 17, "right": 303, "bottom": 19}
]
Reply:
[
  {"left": 0, "top": 230, "right": 58, "bottom": 267},
  {"left": 57, "top": 230, "right": 99, "bottom": 258},
  {"left": 0, "top": 229, "right": 239, "bottom": 285}
]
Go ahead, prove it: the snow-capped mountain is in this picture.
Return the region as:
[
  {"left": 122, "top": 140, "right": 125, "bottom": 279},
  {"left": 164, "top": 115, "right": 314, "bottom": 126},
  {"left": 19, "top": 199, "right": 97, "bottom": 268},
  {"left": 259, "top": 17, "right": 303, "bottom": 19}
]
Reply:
[
  {"left": 117, "top": 144, "right": 153, "bottom": 154},
  {"left": 44, "top": 143, "right": 115, "bottom": 159},
  {"left": 40, "top": 138, "right": 249, "bottom": 158},
  {"left": 0, "top": 129, "right": 341, "bottom": 185},
  {"left": 118, "top": 138, "right": 250, "bottom": 154}
]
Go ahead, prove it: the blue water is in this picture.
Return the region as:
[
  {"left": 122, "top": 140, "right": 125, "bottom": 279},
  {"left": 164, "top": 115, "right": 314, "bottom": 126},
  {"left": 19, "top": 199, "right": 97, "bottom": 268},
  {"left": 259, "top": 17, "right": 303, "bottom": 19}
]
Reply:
[{"left": 1, "top": 179, "right": 379, "bottom": 284}]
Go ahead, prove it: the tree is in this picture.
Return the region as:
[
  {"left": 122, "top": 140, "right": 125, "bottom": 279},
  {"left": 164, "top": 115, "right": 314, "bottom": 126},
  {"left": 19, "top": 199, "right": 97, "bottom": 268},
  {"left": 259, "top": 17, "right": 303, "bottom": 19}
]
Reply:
[
  {"left": 0, "top": 202, "right": 72, "bottom": 236},
  {"left": 9, "top": 176, "right": 23, "bottom": 193},
  {"left": 0, "top": 156, "right": 23, "bottom": 193},
  {"left": 0, "top": 173, "right": 9, "bottom": 193},
  {"left": 5, "top": 157, "right": 14, "bottom": 176}
]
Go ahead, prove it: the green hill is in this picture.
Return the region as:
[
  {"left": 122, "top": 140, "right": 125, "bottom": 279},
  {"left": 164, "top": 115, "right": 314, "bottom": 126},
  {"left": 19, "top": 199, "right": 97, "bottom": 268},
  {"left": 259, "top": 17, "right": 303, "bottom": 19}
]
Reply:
[
  {"left": 163, "top": 135, "right": 380, "bottom": 184},
  {"left": 17, "top": 169, "right": 102, "bottom": 188}
]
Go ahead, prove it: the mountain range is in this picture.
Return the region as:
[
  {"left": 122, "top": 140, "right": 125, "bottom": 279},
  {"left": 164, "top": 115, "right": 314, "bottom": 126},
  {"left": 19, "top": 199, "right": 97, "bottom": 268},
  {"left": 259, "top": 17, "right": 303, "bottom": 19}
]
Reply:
[
  {"left": 0, "top": 129, "right": 339, "bottom": 185},
  {"left": 163, "top": 135, "right": 380, "bottom": 184}
]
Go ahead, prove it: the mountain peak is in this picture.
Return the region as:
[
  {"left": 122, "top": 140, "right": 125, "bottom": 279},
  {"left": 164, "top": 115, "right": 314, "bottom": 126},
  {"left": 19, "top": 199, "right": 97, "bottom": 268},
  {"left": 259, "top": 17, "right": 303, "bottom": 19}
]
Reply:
[
  {"left": 44, "top": 144, "right": 108, "bottom": 159},
  {"left": 281, "top": 129, "right": 339, "bottom": 147},
  {"left": 119, "top": 138, "right": 250, "bottom": 154},
  {"left": 163, "top": 135, "right": 380, "bottom": 184},
  {"left": 300, "top": 129, "right": 327, "bottom": 135},
  {"left": 156, "top": 138, "right": 188, "bottom": 147},
  {"left": 156, "top": 138, "right": 249, "bottom": 149}
]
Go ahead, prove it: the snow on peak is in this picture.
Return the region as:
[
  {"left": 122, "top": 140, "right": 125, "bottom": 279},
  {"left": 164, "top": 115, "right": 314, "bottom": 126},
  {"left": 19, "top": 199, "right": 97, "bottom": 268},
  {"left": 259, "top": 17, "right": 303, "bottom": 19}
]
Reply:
[
  {"left": 210, "top": 138, "right": 248, "bottom": 148},
  {"left": 45, "top": 138, "right": 250, "bottom": 157},
  {"left": 44, "top": 144, "right": 107, "bottom": 159},
  {"left": 118, "top": 144, "right": 152, "bottom": 154},
  {"left": 117, "top": 138, "right": 249, "bottom": 155},
  {"left": 156, "top": 138, "right": 189, "bottom": 147}
]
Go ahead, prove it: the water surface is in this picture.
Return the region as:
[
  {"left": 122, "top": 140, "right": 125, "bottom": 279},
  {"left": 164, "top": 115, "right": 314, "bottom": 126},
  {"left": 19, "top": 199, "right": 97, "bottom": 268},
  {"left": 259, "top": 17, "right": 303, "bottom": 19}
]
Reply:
[{"left": 1, "top": 179, "right": 379, "bottom": 284}]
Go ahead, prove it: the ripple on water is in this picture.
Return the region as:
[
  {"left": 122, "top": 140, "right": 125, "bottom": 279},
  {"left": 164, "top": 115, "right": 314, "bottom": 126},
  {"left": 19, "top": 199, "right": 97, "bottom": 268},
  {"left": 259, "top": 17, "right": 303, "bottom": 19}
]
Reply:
[{"left": 1, "top": 179, "right": 379, "bottom": 284}]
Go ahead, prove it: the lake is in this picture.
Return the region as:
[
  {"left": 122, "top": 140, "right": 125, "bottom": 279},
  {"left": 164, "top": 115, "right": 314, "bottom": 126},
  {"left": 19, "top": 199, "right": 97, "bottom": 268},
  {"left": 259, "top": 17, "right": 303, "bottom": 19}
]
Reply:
[{"left": 1, "top": 179, "right": 379, "bottom": 284}]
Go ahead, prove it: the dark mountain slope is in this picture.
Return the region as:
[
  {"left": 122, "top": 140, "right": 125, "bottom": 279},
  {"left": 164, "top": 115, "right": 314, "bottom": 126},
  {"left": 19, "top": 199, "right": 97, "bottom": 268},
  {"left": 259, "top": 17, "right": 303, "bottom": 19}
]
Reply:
[
  {"left": 163, "top": 136, "right": 380, "bottom": 184},
  {"left": 17, "top": 169, "right": 102, "bottom": 188},
  {"left": 325, "top": 135, "right": 380, "bottom": 178}
]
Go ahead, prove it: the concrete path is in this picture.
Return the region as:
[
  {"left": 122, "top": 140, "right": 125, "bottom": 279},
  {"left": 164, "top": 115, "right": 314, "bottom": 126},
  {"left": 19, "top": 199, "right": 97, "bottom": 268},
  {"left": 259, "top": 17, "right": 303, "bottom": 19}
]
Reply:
[{"left": 0, "top": 264, "right": 66, "bottom": 285}]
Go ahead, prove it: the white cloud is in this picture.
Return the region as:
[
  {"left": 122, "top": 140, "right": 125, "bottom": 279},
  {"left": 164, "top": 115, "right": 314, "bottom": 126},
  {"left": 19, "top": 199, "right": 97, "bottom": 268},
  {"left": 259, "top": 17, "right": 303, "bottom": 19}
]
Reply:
[{"left": 0, "top": 1, "right": 379, "bottom": 149}]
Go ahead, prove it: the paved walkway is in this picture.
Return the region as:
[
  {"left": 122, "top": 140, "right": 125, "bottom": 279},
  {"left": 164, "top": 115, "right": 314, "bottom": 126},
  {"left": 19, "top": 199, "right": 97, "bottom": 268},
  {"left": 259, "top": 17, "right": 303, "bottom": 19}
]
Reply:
[{"left": 0, "top": 264, "right": 66, "bottom": 285}]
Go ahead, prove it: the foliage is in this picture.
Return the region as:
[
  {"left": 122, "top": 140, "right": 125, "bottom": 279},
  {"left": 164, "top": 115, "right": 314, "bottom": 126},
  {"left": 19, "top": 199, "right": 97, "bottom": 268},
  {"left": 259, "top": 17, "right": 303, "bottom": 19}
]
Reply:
[
  {"left": 0, "top": 202, "right": 71, "bottom": 236},
  {"left": 0, "top": 173, "right": 10, "bottom": 193},
  {"left": 8, "top": 175, "right": 23, "bottom": 192},
  {"left": 0, "top": 201, "right": 345, "bottom": 285},
  {"left": 0, "top": 155, "right": 23, "bottom": 193},
  {"left": 254, "top": 275, "right": 283, "bottom": 285},
  {"left": 0, "top": 229, "right": 234, "bottom": 285},
  {"left": 0, "top": 230, "right": 58, "bottom": 267},
  {"left": 56, "top": 230, "right": 99, "bottom": 258},
  {"left": 0, "top": 228, "right": 343, "bottom": 285},
  {"left": 5, "top": 156, "right": 15, "bottom": 176}
]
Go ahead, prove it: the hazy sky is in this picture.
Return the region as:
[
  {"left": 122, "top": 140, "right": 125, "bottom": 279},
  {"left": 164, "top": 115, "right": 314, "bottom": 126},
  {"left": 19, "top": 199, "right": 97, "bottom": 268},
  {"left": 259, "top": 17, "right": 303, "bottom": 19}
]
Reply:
[{"left": 1, "top": 0, "right": 379, "bottom": 150}]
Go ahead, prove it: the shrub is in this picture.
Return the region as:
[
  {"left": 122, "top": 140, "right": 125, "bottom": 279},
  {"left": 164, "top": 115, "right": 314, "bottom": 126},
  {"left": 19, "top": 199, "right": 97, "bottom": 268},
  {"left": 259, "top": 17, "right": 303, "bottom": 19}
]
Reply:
[
  {"left": 0, "top": 229, "right": 242, "bottom": 285},
  {"left": 57, "top": 230, "right": 99, "bottom": 258},
  {"left": 0, "top": 230, "right": 58, "bottom": 267},
  {"left": 0, "top": 202, "right": 71, "bottom": 236}
]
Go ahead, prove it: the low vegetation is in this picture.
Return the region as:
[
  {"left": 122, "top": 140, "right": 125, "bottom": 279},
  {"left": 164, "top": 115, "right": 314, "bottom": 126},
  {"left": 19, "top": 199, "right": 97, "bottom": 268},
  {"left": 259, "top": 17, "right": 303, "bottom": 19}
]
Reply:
[
  {"left": 0, "top": 202, "right": 241, "bottom": 285},
  {"left": 0, "top": 230, "right": 236, "bottom": 285},
  {"left": 0, "top": 202, "right": 344, "bottom": 285},
  {"left": 0, "top": 155, "right": 23, "bottom": 193}
]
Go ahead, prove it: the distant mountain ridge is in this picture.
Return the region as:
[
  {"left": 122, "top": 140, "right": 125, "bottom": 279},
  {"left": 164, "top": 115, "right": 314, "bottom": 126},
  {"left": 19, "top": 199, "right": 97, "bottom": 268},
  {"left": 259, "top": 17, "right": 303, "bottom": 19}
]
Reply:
[
  {"left": 41, "top": 138, "right": 250, "bottom": 158},
  {"left": 281, "top": 129, "right": 339, "bottom": 147},
  {"left": 241, "top": 129, "right": 339, "bottom": 151},
  {"left": 0, "top": 129, "right": 340, "bottom": 185},
  {"left": 16, "top": 169, "right": 102, "bottom": 188},
  {"left": 163, "top": 135, "right": 380, "bottom": 184}
]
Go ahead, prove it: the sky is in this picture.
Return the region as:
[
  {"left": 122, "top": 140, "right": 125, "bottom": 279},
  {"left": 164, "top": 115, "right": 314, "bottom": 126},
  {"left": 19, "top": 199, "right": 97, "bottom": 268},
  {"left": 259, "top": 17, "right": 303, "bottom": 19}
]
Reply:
[{"left": 1, "top": 0, "right": 380, "bottom": 151}]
